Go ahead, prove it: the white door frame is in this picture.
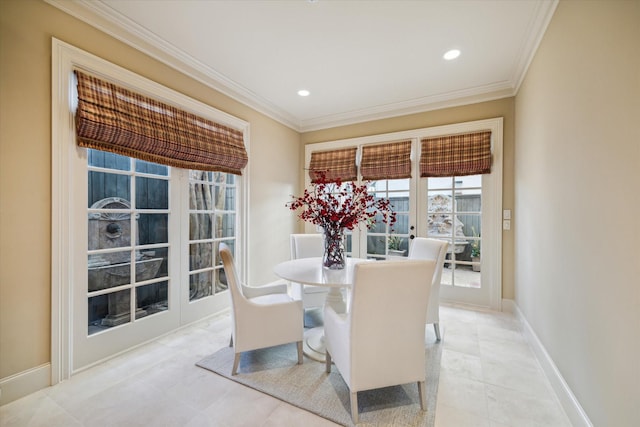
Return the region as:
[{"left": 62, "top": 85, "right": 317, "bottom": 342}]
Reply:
[
  {"left": 415, "top": 119, "right": 503, "bottom": 309},
  {"left": 51, "top": 39, "right": 249, "bottom": 383},
  {"left": 304, "top": 117, "right": 503, "bottom": 310}
]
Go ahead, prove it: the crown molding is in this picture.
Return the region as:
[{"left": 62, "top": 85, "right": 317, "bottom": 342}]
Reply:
[
  {"left": 44, "top": 0, "right": 301, "bottom": 130},
  {"left": 45, "top": 0, "right": 558, "bottom": 133},
  {"left": 512, "top": 0, "right": 559, "bottom": 92},
  {"left": 299, "top": 83, "right": 515, "bottom": 132}
]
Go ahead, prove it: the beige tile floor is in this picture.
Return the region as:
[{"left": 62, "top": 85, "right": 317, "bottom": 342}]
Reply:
[{"left": 0, "top": 304, "right": 572, "bottom": 426}]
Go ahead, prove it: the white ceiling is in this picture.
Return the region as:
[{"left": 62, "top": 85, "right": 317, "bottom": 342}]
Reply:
[{"left": 48, "top": 0, "right": 557, "bottom": 132}]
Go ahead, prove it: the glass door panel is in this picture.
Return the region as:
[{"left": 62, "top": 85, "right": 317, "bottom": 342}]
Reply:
[
  {"left": 76, "top": 150, "right": 179, "bottom": 371},
  {"left": 426, "top": 175, "right": 482, "bottom": 289},
  {"left": 182, "top": 171, "right": 237, "bottom": 324},
  {"left": 86, "top": 152, "right": 170, "bottom": 335},
  {"left": 360, "top": 178, "right": 412, "bottom": 260}
]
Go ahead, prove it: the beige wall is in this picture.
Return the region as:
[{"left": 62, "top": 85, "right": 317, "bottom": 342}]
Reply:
[
  {"left": 5, "top": 1, "right": 637, "bottom": 423},
  {"left": 302, "top": 98, "right": 517, "bottom": 300},
  {"left": 0, "top": 0, "right": 300, "bottom": 384},
  {"left": 514, "top": 1, "right": 639, "bottom": 425}
]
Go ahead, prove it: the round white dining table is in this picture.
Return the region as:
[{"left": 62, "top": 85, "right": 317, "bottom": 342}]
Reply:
[{"left": 273, "top": 257, "right": 370, "bottom": 362}]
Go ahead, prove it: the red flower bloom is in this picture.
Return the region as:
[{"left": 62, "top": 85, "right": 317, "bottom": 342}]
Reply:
[{"left": 286, "top": 171, "right": 397, "bottom": 231}]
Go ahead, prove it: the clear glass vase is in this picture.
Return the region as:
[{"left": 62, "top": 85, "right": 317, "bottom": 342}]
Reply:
[{"left": 322, "top": 226, "right": 346, "bottom": 270}]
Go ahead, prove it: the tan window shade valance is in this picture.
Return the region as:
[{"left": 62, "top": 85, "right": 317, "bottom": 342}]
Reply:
[
  {"left": 420, "top": 131, "right": 492, "bottom": 177},
  {"left": 74, "top": 71, "right": 248, "bottom": 175},
  {"left": 309, "top": 147, "right": 357, "bottom": 183},
  {"left": 361, "top": 140, "right": 412, "bottom": 181}
]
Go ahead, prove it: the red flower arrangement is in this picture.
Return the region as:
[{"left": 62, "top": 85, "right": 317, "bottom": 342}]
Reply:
[{"left": 287, "top": 171, "right": 397, "bottom": 269}]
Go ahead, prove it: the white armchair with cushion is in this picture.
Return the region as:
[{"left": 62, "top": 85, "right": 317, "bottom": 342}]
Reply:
[
  {"left": 408, "top": 237, "right": 449, "bottom": 341},
  {"left": 289, "top": 234, "right": 328, "bottom": 324},
  {"left": 219, "top": 242, "right": 304, "bottom": 375},
  {"left": 324, "top": 260, "right": 436, "bottom": 423}
]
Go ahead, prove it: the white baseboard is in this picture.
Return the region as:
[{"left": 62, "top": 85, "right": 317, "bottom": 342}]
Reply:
[
  {"left": 2, "top": 309, "right": 233, "bottom": 407},
  {"left": 0, "top": 363, "right": 51, "bottom": 406},
  {"left": 503, "top": 299, "right": 593, "bottom": 427}
]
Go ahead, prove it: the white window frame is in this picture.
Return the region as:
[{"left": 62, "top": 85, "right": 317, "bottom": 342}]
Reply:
[
  {"left": 182, "top": 170, "right": 242, "bottom": 324},
  {"left": 51, "top": 38, "right": 249, "bottom": 383},
  {"left": 304, "top": 117, "right": 503, "bottom": 310}
]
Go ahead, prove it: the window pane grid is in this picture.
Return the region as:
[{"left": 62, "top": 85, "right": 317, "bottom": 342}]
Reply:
[
  {"left": 88, "top": 246, "right": 133, "bottom": 255},
  {"left": 87, "top": 284, "right": 131, "bottom": 298},
  {"left": 188, "top": 170, "right": 236, "bottom": 302},
  {"left": 132, "top": 276, "right": 168, "bottom": 288},
  {"left": 189, "top": 265, "right": 223, "bottom": 275},
  {"left": 87, "top": 166, "right": 132, "bottom": 175},
  {"left": 427, "top": 174, "right": 482, "bottom": 288},
  {"left": 365, "top": 178, "right": 411, "bottom": 259},
  {"left": 87, "top": 149, "right": 170, "bottom": 335}
]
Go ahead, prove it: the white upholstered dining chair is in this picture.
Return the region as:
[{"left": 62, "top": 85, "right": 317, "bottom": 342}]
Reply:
[
  {"left": 289, "top": 234, "right": 328, "bottom": 325},
  {"left": 408, "top": 237, "right": 449, "bottom": 341},
  {"left": 324, "top": 260, "right": 436, "bottom": 423},
  {"left": 218, "top": 243, "right": 304, "bottom": 375}
]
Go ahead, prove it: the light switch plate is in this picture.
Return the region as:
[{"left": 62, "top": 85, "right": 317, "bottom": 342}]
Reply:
[
  {"left": 503, "top": 209, "right": 511, "bottom": 220},
  {"left": 503, "top": 220, "right": 511, "bottom": 230}
]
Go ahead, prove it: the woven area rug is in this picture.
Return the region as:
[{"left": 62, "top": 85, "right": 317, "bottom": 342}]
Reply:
[{"left": 196, "top": 333, "right": 442, "bottom": 427}]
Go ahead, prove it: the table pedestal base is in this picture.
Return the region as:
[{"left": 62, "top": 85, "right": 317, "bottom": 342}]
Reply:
[
  {"left": 303, "top": 327, "right": 327, "bottom": 362},
  {"left": 302, "top": 287, "right": 346, "bottom": 362}
]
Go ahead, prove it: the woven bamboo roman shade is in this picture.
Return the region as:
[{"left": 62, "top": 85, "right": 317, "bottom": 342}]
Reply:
[
  {"left": 361, "top": 140, "right": 412, "bottom": 181},
  {"left": 74, "top": 71, "right": 248, "bottom": 175},
  {"left": 420, "top": 131, "right": 492, "bottom": 177},
  {"left": 308, "top": 147, "right": 357, "bottom": 183}
]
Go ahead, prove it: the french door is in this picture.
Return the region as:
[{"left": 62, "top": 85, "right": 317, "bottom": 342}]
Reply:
[
  {"left": 52, "top": 40, "right": 249, "bottom": 377},
  {"left": 74, "top": 150, "right": 181, "bottom": 370},
  {"left": 182, "top": 170, "right": 239, "bottom": 324},
  {"left": 418, "top": 173, "right": 498, "bottom": 307},
  {"left": 73, "top": 150, "right": 239, "bottom": 371},
  {"left": 305, "top": 118, "right": 502, "bottom": 309}
]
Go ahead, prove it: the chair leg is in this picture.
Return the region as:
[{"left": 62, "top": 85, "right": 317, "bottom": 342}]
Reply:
[
  {"left": 231, "top": 353, "right": 241, "bottom": 376},
  {"left": 325, "top": 351, "right": 332, "bottom": 373},
  {"left": 297, "top": 341, "right": 303, "bottom": 365},
  {"left": 418, "top": 380, "right": 427, "bottom": 411},
  {"left": 350, "top": 391, "right": 359, "bottom": 424},
  {"left": 433, "top": 323, "right": 441, "bottom": 341}
]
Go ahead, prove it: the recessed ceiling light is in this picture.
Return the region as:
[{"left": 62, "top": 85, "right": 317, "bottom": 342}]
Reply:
[
  {"left": 443, "top": 49, "right": 461, "bottom": 60},
  {"left": 297, "top": 89, "right": 310, "bottom": 97}
]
